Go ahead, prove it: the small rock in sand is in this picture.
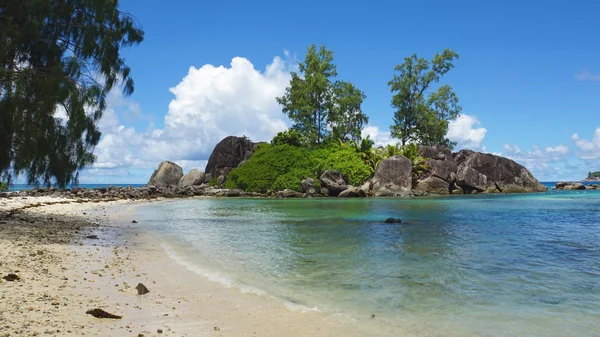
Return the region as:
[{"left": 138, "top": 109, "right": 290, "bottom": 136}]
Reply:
[
  {"left": 85, "top": 235, "right": 98, "bottom": 239},
  {"left": 157, "top": 329, "right": 163, "bottom": 333},
  {"left": 85, "top": 308, "right": 122, "bottom": 319},
  {"left": 214, "top": 326, "right": 220, "bottom": 331},
  {"left": 2, "top": 273, "right": 20, "bottom": 281},
  {"left": 131, "top": 220, "right": 138, "bottom": 223},
  {"left": 135, "top": 283, "right": 150, "bottom": 295}
]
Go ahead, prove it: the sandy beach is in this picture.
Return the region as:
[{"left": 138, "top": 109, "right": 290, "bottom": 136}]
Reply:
[{"left": 0, "top": 196, "right": 378, "bottom": 337}]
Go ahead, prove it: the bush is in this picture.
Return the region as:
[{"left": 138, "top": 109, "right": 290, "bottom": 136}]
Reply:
[
  {"left": 0, "top": 181, "right": 7, "bottom": 192},
  {"left": 226, "top": 143, "right": 372, "bottom": 192},
  {"left": 271, "top": 129, "right": 306, "bottom": 147}
]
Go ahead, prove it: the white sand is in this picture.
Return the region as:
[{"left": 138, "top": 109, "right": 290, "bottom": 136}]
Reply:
[{"left": 0, "top": 197, "right": 383, "bottom": 337}]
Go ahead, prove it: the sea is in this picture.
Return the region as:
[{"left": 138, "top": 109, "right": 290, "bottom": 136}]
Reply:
[{"left": 8, "top": 182, "right": 600, "bottom": 335}]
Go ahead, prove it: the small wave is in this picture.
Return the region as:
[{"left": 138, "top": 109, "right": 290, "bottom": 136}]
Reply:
[{"left": 160, "top": 242, "right": 333, "bottom": 315}]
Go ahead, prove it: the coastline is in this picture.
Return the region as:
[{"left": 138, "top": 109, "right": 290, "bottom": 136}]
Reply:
[{"left": 0, "top": 197, "right": 383, "bottom": 337}]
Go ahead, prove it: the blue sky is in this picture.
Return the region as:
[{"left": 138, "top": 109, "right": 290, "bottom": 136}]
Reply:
[{"left": 73, "top": 0, "right": 600, "bottom": 183}]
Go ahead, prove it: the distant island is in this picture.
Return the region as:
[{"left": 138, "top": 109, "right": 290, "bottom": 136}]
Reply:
[{"left": 583, "top": 171, "right": 600, "bottom": 182}]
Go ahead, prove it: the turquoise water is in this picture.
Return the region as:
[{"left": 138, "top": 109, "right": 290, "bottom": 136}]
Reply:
[{"left": 133, "top": 190, "right": 600, "bottom": 336}]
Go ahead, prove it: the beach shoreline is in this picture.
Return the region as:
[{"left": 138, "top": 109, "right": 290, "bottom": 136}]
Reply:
[{"left": 0, "top": 197, "right": 381, "bottom": 337}]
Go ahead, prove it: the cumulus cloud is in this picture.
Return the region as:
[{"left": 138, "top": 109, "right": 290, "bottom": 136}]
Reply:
[
  {"left": 499, "top": 143, "right": 570, "bottom": 180},
  {"left": 447, "top": 114, "right": 487, "bottom": 149},
  {"left": 360, "top": 125, "right": 395, "bottom": 147},
  {"left": 575, "top": 69, "right": 600, "bottom": 81},
  {"left": 571, "top": 128, "right": 600, "bottom": 160},
  {"left": 80, "top": 53, "right": 294, "bottom": 183},
  {"left": 360, "top": 114, "right": 487, "bottom": 150}
]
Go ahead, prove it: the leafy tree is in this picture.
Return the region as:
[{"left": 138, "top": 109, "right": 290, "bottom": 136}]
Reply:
[
  {"left": 277, "top": 44, "right": 367, "bottom": 146},
  {"left": 388, "top": 49, "right": 461, "bottom": 148},
  {"left": 0, "top": 0, "right": 144, "bottom": 187},
  {"left": 329, "top": 81, "right": 367, "bottom": 142},
  {"left": 0, "top": 181, "right": 7, "bottom": 192}
]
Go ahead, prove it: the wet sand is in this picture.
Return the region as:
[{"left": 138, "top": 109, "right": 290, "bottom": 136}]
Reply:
[{"left": 0, "top": 197, "right": 377, "bottom": 337}]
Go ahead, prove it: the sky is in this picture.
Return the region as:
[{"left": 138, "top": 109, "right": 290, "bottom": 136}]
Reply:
[{"left": 73, "top": 0, "right": 600, "bottom": 183}]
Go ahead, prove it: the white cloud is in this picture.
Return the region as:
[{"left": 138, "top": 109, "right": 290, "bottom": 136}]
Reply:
[
  {"left": 575, "top": 69, "right": 600, "bottom": 81},
  {"left": 499, "top": 143, "right": 570, "bottom": 180},
  {"left": 361, "top": 125, "right": 395, "bottom": 147},
  {"left": 571, "top": 127, "right": 600, "bottom": 160},
  {"left": 81, "top": 53, "right": 294, "bottom": 183},
  {"left": 545, "top": 145, "right": 568, "bottom": 157},
  {"left": 447, "top": 114, "right": 487, "bottom": 150}
]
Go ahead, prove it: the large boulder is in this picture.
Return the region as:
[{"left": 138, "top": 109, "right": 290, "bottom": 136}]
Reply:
[
  {"left": 320, "top": 170, "right": 347, "bottom": 196},
  {"left": 204, "top": 136, "right": 261, "bottom": 181},
  {"left": 371, "top": 155, "right": 413, "bottom": 197},
  {"left": 148, "top": 161, "right": 183, "bottom": 187},
  {"left": 455, "top": 152, "right": 547, "bottom": 194},
  {"left": 178, "top": 169, "right": 205, "bottom": 188},
  {"left": 418, "top": 145, "right": 457, "bottom": 191},
  {"left": 556, "top": 182, "right": 586, "bottom": 190},
  {"left": 301, "top": 178, "right": 316, "bottom": 195},
  {"left": 414, "top": 176, "right": 450, "bottom": 195}
]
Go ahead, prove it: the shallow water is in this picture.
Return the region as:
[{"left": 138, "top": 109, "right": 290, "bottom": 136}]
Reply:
[{"left": 133, "top": 190, "right": 600, "bottom": 336}]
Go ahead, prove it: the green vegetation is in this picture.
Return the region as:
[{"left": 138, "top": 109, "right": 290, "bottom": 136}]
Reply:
[
  {"left": 0, "top": 0, "right": 144, "bottom": 187},
  {"left": 276, "top": 44, "right": 368, "bottom": 146},
  {"left": 226, "top": 143, "right": 371, "bottom": 192},
  {"left": 588, "top": 171, "right": 600, "bottom": 178},
  {"left": 388, "top": 49, "right": 461, "bottom": 148},
  {"left": 0, "top": 181, "right": 7, "bottom": 192},
  {"left": 271, "top": 130, "right": 306, "bottom": 147}
]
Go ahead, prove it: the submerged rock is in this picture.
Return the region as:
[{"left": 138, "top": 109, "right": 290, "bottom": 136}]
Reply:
[{"left": 384, "top": 218, "right": 402, "bottom": 224}]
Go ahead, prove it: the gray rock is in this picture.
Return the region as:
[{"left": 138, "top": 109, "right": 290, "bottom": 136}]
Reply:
[
  {"left": 419, "top": 146, "right": 457, "bottom": 183},
  {"left": 301, "top": 178, "right": 316, "bottom": 195},
  {"left": 277, "top": 189, "right": 303, "bottom": 198},
  {"left": 320, "top": 170, "right": 348, "bottom": 196},
  {"left": 204, "top": 136, "right": 263, "bottom": 181},
  {"left": 453, "top": 149, "right": 474, "bottom": 167},
  {"left": 371, "top": 155, "right": 413, "bottom": 197},
  {"left": 414, "top": 176, "right": 450, "bottom": 195},
  {"left": 338, "top": 186, "right": 367, "bottom": 198},
  {"left": 148, "top": 161, "right": 183, "bottom": 187},
  {"left": 217, "top": 175, "right": 226, "bottom": 185},
  {"left": 179, "top": 169, "right": 205, "bottom": 188},
  {"left": 456, "top": 152, "right": 547, "bottom": 193}
]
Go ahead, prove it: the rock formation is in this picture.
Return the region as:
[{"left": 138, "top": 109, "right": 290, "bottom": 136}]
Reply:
[
  {"left": 178, "top": 169, "right": 205, "bottom": 188},
  {"left": 454, "top": 152, "right": 546, "bottom": 194},
  {"left": 204, "top": 136, "right": 261, "bottom": 181},
  {"left": 555, "top": 182, "right": 592, "bottom": 190},
  {"left": 147, "top": 161, "right": 183, "bottom": 187},
  {"left": 371, "top": 155, "right": 413, "bottom": 196},
  {"left": 319, "top": 170, "right": 348, "bottom": 196}
]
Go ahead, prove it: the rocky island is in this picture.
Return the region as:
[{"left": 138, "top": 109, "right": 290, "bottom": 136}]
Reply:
[{"left": 143, "top": 135, "right": 547, "bottom": 198}]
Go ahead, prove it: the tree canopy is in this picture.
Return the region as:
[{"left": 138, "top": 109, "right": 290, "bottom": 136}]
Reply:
[
  {"left": 388, "top": 49, "right": 461, "bottom": 147},
  {"left": 0, "top": 0, "right": 144, "bottom": 187},
  {"left": 276, "top": 44, "right": 367, "bottom": 146}
]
